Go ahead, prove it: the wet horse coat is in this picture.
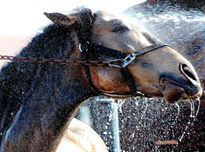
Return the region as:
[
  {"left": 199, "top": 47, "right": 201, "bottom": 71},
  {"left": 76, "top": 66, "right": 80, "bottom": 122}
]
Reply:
[{"left": 0, "top": 8, "right": 202, "bottom": 152}]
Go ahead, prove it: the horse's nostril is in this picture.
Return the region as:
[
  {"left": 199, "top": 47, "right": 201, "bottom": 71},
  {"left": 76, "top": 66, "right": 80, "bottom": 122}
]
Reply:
[{"left": 179, "top": 63, "right": 197, "bottom": 81}]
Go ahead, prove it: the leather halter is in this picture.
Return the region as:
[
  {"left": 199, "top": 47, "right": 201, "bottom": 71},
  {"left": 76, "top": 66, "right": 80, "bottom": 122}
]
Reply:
[
  {"left": 76, "top": 23, "right": 169, "bottom": 97},
  {"left": 78, "top": 41, "right": 169, "bottom": 97}
]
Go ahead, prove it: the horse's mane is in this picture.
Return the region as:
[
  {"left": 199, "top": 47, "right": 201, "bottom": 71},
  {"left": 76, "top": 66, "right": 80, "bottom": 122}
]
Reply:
[{"left": 0, "top": 24, "right": 75, "bottom": 136}]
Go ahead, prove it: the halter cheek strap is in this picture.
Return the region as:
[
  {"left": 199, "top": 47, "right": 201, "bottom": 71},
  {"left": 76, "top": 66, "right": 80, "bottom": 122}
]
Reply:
[{"left": 80, "top": 44, "right": 102, "bottom": 95}]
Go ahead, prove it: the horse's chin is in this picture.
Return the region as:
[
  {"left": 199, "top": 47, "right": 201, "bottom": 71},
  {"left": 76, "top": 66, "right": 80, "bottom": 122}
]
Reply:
[{"left": 161, "top": 80, "right": 187, "bottom": 104}]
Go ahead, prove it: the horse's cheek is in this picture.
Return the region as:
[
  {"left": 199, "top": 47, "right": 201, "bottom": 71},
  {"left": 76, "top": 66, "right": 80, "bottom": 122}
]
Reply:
[{"left": 89, "top": 67, "right": 127, "bottom": 92}]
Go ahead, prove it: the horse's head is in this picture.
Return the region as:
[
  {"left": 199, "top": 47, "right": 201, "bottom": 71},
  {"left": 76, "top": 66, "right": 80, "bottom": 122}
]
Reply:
[{"left": 45, "top": 8, "right": 202, "bottom": 103}]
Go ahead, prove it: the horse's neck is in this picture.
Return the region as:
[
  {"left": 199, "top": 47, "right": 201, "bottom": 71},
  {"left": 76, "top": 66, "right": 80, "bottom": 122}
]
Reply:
[{"left": 1, "top": 63, "right": 93, "bottom": 151}]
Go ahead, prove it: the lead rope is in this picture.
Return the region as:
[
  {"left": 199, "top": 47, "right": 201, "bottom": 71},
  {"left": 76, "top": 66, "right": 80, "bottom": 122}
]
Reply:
[{"left": 0, "top": 54, "right": 123, "bottom": 66}]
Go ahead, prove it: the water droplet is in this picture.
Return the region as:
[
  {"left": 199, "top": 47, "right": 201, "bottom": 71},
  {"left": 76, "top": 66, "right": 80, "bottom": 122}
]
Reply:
[{"left": 103, "top": 131, "right": 108, "bottom": 135}]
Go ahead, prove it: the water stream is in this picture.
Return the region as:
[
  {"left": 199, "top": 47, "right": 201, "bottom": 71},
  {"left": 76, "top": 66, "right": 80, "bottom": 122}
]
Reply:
[{"left": 178, "top": 97, "right": 201, "bottom": 142}]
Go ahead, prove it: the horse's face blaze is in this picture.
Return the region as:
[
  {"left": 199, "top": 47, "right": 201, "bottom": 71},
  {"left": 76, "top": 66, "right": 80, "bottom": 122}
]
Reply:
[
  {"left": 89, "top": 11, "right": 202, "bottom": 103},
  {"left": 45, "top": 10, "right": 202, "bottom": 103}
]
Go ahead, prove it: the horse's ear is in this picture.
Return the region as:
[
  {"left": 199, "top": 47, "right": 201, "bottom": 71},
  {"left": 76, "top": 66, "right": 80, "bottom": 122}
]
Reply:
[{"left": 44, "top": 12, "right": 80, "bottom": 26}]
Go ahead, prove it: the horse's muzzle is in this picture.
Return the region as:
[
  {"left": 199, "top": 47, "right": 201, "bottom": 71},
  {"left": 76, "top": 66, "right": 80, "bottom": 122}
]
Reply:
[{"left": 160, "top": 62, "right": 202, "bottom": 103}]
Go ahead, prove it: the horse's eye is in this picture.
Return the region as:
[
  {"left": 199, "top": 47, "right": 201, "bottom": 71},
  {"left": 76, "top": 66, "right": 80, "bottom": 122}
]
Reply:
[
  {"left": 111, "top": 25, "right": 129, "bottom": 33},
  {"left": 109, "top": 19, "right": 129, "bottom": 33}
]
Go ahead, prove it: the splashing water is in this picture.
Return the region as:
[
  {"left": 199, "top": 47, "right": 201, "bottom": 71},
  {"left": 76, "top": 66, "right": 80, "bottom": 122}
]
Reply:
[
  {"left": 174, "top": 103, "right": 181, "bottom": 122},
  {"left": 77, "top": 95, "right": 202, "bottom": 151},
  {"left": 116, "top": 100, "right": 126, "bottom": 113},
  {"left": 178, "top": 97, "right": 201, "bottom": 142},
  {"left": 126, "top": 4, "right": 205, "bottom": 46}
]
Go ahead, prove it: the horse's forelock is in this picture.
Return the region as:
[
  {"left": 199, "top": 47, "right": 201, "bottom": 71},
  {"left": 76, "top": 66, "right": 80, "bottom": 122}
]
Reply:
[{"left": 73, "top": 8, "right": 96, "bottom": 32}]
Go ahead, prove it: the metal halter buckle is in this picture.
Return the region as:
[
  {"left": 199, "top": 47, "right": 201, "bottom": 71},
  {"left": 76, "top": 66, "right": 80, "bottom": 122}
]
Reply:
[
  {"left": 121, "top": 54, "right": 135, "bottom": 68},
  {"left": 109, "top": 54, "right": 136, "bottom": 68}
]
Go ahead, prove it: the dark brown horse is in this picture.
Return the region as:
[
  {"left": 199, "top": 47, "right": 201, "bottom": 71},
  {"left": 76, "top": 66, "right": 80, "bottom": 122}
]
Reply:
[{"left": 0, "top": 8, "right": 202, "bottom": 152}]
